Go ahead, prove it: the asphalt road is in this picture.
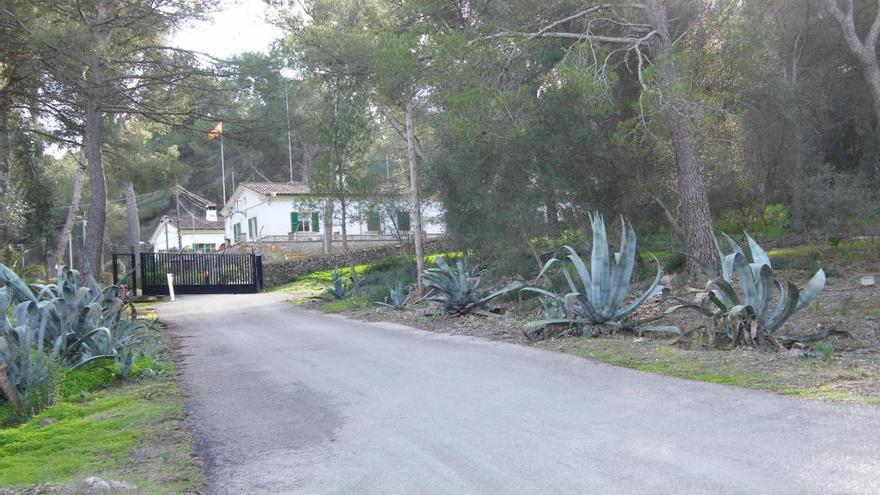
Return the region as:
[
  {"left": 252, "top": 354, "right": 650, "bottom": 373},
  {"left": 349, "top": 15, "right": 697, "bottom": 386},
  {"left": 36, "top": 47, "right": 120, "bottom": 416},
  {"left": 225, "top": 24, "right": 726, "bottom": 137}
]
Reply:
[{"left": 159, "top": 293, "right": 880, "bottom": 495}]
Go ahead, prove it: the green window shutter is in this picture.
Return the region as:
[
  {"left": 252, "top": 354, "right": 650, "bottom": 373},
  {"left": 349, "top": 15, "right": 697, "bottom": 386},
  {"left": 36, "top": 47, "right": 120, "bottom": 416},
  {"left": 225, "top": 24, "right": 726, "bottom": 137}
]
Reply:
[
  {"left": 248, "top": 218, "right": 254, "bottom": 239},
  {"left": 290, "top": 212, "right": 299, "bottom": 233},
  {"left": 397, "top": 211, "right": 411, "bottom": 232},
  {"left": 367, "top": 210, "right": 380, "bottom": 232},
  {"left": 311, "top": 212, "right": 320, "bottom": 233},
  {"left": 233, "top": 223, "right": 241, "bottom": 241}
]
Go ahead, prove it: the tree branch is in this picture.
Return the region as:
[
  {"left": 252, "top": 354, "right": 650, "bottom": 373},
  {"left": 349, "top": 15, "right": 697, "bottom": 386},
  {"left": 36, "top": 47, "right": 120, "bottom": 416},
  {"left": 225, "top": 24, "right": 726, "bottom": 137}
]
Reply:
[
  {"left": 472, "top": 30, "right": 654, "bottom": 46},
  {"left": 529, "top": 5, "right": 610, "bottom": 39},
  {"left": 867, "top": 0, "right": 880, "bottom": 50}
]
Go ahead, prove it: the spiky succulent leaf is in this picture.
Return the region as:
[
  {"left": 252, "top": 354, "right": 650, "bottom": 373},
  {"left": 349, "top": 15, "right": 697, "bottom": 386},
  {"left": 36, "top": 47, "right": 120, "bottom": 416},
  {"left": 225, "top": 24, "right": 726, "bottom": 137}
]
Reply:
[
  {"left": 795, "top": 269, "right": 826, "bottom": 312},
  {"left": 607, "top": 218, "right": 637, "bottom": 314},
  {"left": 523, "top": 214, "right": 661, "bottom": 326},
  {"left": 424, "top": 257, "right": 515, "bottom": 314},
  {"left": 0, "top": 263, "right": 37, "bottom": 303},
  {"left": 707, "top": 278, "right": 740, "bottom": 309},
  {"left": 613, "top": 256, "right": 663, "bottom": 321},
  {"left": 589, "top": 212, "right": 611, "bottom": 310},
  {"left": 745, "top": 232, "right": 772, "bottom": 268},
  {"left": 693, "top": 233, "right": 826, "bottom": 340}
]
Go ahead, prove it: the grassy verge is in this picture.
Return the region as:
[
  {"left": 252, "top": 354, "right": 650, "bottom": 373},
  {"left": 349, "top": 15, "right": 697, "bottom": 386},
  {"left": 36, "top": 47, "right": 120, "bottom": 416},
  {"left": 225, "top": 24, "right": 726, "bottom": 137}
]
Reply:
[
  {"left": 0, "top": 308, "right": 202, "bottom": 493},
  {"left": 542, "top": 337, "right": 880, "bottom": 404},
  {"left": 268, "top": 252, "right": 462, "bottom": 300},
  {"left": 266, "top": 263, "right": 372, "bottom": 297}
]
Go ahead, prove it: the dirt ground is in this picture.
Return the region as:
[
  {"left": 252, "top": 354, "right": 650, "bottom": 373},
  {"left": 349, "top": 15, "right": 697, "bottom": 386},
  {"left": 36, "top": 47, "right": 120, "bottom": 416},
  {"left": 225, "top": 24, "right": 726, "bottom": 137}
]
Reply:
[{"left": 320, "top": 260, "right": 880, "bottom": 403}]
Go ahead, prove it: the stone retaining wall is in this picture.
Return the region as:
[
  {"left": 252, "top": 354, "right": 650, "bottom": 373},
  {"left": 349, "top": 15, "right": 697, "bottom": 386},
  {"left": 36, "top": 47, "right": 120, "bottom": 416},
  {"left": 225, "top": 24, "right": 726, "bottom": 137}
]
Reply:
[{"left": 262, "top": 238, "right": 450, "bottom": 287}]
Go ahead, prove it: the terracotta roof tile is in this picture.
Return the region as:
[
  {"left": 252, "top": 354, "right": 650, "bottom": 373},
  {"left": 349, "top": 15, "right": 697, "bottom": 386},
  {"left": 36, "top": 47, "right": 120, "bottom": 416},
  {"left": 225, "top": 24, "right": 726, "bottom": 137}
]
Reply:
[
  {"left": 168, "top": 215, "right": 225, "bottom": 230},
  {"left": 242, "top": 182, "right": 311, "bottom": 195}
]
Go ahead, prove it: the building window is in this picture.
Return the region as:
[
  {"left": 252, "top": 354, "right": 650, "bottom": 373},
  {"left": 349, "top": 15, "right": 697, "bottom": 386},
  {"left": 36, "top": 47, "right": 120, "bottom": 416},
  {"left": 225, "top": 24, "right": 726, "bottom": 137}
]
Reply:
[
  {"left": 291, "top": 211, "right": 317, "bottom": 232},
  {"left": 192, "top": 243, "right": 214, "bottom": 253},
  {"left": 248, "top": 217, "right": 258, "bottom": 240},
  {"left": 233, "top": 223, "right": 242, "bottom": 242}
]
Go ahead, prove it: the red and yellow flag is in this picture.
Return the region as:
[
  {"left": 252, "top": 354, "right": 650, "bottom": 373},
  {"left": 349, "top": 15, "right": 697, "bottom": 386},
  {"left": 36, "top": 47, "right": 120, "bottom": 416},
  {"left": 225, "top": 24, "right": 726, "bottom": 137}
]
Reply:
[{"left": 208, "top": 121, "right": 223, "bottom": 140}]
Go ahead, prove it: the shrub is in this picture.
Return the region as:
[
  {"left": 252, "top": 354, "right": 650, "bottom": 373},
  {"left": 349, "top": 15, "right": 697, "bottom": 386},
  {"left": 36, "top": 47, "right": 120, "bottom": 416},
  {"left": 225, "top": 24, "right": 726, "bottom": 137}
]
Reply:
[
  {"left": 423, "top": 257, "right": 523, "bottom": 315},
  {"left": 0, "top": 264, "right": 148, "bottom": 415},
  {"left": 376, "top": 281, "right": 412, "bottom": 311},
  {"left": 522, "top": 213, "right": 662, "bottom": 335},
  {"left": 670, "top": 233, "right": 831, "bottom": 350},
  {"left": 21, "top": 353, "right": 60, "bottom": 415},
  {"left": 321, "top": 271, "right": 350, "bottom": 300}
]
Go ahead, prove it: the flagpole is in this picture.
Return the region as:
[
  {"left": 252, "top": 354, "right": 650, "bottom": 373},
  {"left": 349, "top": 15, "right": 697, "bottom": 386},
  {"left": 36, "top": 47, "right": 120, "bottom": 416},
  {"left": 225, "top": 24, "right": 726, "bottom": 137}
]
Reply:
[
  {"left": 285, "top": 82, "right": 294, "bottom": 182},
  {"left": 220, "top": 131, "right": 227, "bottom": 203}
]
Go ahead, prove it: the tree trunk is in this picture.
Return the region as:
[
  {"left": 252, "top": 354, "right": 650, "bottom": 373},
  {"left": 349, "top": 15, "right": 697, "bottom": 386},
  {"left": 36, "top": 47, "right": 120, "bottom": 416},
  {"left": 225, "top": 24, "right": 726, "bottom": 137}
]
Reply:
[
  {"left": 405, "top": 101, "right": 426, "bottom": 297},
  {"left": 824, "top": 0, "right": 880, "bottom": 125},
  {"left": 83, "top": 2, "right": 112, "bottom": 279},
  {"left": 0, "top": 88, "right": 12, "bottom": 252},
  {"left": 789, "top": 116, "right": 807, "bottom": 232},
  {"left": 863, "top": 59, "right": 880, "bottom": 126},
  {"left": 122, "top": 171, "right": 140, "bottom": 287},
  {"left": 323, "top": 199, "right": 333, "bottom": 255},
  {"left": 53, "top": 159, "right": 85, "bottom": 269},
  {"left": 83, "top": 82, "right": 107, "bottom": 277},
  {"left": 339, "top": 198, "right": 357, "bottom": 280},
  {"left": 642, "top": 0, "right": 718, "bottom": 279},
  {"left": 339, "top": 198, "right": 349, "bottom": 253},
  {"left": 0, "top": 365, "right": 24, "bottom": 415},
  {"left": 302, "top": 143, "right": 316, "bottom": 184}
]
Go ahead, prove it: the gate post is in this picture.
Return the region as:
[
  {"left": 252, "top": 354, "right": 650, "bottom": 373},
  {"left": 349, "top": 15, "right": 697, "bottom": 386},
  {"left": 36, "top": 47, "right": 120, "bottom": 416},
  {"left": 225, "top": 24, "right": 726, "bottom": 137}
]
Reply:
[
  {"left": 255, "top": 255, "right": 263, "bottom": 291},
  {"left": 130, "top": 246, "right": 138, "bottom": 296},
  {"left": 111, "top": 253, "right": 119, "bottom": 286}
]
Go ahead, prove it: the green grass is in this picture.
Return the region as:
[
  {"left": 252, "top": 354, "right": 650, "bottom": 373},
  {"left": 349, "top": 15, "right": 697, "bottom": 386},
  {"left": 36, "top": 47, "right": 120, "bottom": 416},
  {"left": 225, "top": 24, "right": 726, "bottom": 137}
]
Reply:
[
  {"left": 267, "top": 251, "right": 464, "bottom": 297},
  {"left": 0, "top": 369, "right": 200, "bottom": 492},
  {"left": 132, "top": 301, "right": 159, "bottom": 321},
  {"left": 767, "top": 238, "right": 879, "bottom": 274},
  {"left": 319, "top": 297, "right": 373, "bottom": 313},
  {"left": 267, "top": 263, "right": 372, "bottom": 295}
]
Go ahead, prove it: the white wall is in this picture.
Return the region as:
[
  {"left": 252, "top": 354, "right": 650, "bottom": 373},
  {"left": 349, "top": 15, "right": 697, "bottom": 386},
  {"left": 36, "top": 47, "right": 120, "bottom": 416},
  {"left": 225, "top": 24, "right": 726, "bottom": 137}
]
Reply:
[
  {"left": 222, "top": 188, "right": 446, "bottom": 245},
  {"left": 149, "top": 223, "right": 225, "bottom": 252}
]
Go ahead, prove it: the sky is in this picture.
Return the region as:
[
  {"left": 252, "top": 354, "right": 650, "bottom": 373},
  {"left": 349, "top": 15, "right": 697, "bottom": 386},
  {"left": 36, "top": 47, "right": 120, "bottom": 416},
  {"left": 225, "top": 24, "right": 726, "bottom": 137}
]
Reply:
[{"left": 172, "top": 0, "right": 285, "bottom": 59}]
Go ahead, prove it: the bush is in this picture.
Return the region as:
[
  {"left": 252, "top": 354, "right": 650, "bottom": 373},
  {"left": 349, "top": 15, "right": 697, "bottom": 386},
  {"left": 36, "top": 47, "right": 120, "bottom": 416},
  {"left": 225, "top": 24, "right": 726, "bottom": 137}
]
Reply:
[
  {"left": 522, "top": 213, "right": 661, "bottom": 332},
  {"left": 423, "top": 257, "right": 523, "bottom": 315},
  {"left": 803, "top": 166, "right": 880, "bottom": 229},
  {"left": 0, "top": 264, "right": 149, "bottom": 416},
  {"left": 22, "top": 354, "right": 60, "bottom": 416},
  {"left": 359, "top": 257, "right": 417, "bottom": 302}
]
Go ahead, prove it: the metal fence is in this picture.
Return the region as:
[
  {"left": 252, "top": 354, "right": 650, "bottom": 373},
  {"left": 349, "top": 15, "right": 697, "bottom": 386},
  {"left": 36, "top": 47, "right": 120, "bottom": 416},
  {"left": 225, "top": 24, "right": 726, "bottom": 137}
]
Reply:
[{"left": 134, "top": 252, "right": 263, "bottom": 295}]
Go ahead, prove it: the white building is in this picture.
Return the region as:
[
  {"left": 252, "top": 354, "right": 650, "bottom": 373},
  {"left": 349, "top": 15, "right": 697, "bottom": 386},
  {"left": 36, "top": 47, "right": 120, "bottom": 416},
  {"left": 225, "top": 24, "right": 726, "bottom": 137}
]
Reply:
[
  {"left": 147, "top": 215, "right": 226, "bottom": 253},
  {"left": 219, "top": 182, "right": 445, "bottom": 245}
]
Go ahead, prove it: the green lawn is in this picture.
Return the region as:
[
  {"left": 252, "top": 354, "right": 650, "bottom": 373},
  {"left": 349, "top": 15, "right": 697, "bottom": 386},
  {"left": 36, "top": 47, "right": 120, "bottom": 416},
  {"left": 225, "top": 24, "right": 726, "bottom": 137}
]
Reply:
[
  {"left": 267, "top": 252, "right": 462, "bottom": 296},
  {"left": 0, "top": 362, "right": 201, "bottom": 493}
]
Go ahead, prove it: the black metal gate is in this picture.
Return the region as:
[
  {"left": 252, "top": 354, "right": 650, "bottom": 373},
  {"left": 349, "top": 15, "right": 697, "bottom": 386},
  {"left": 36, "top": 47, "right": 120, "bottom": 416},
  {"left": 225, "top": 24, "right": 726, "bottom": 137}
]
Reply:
[{"left": 137, "top": 252, "right": 263, "bottom": 296}]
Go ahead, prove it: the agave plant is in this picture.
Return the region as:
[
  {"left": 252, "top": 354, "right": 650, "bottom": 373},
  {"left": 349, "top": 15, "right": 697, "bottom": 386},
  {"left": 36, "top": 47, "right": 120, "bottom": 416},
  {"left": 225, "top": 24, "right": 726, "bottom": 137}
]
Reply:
[
  {"left": 672, "top": 233, "right": 827, "bottom": 350},
  {"left": 376, "top": 281, "right": 411, "bottom": 310},
  {"left": 523, "top": 213, "right": 662, "bottom": 333},
  {"left": 322, "top": 271, "right": 350, "bottom": 300},
  {"left": 423, "top": 257, "right": 523, "bottom": 315},
  {"left": 0, "top": 264, "right": 148, "bottom": 411}
]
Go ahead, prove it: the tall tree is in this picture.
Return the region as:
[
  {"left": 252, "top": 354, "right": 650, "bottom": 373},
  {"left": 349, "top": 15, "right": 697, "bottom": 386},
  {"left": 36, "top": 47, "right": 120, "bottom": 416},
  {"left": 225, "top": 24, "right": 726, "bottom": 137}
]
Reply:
[
  {"left": 472, "top": 0, "right": 719, "bottom": 277},
  {"left": 8, "top": 0, "right": 212, "bottom": 274},
  {"left": 310, "top": 77, "right": 375, "bottom": 265},
  {"left": 824, "top": 0, "right": 880, "bottom": 124}
]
